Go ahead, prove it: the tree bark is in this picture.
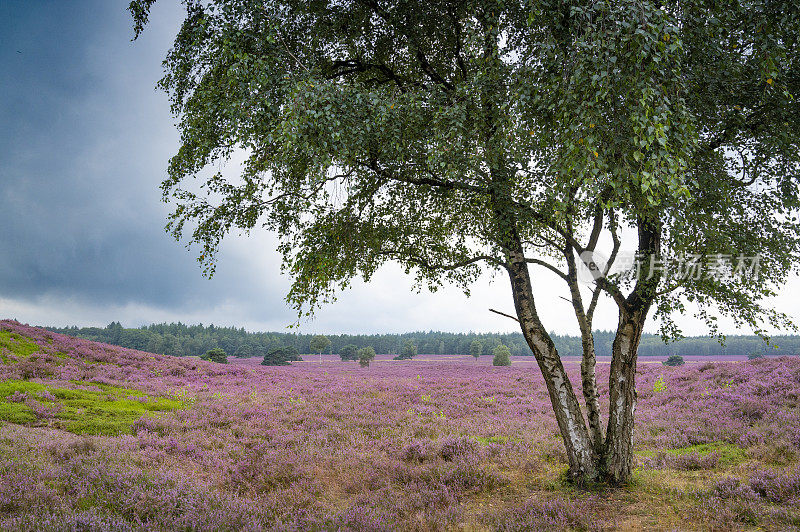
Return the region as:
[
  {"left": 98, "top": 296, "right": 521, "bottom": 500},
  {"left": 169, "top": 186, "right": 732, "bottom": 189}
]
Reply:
[
  {"left": 601, "top": 217, "right": 660, "bottom": 485},
  {"left": 579, "top": 331, "right": 604, "bottom": 456},
  {"left": 602, "top": 308, "right": 647, "bottom": 484}
]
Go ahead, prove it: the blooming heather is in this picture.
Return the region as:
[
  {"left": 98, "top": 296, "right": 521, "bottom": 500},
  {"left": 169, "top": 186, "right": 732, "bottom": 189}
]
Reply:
[{"left": 1, "top": 319, "right": 799, "bottom": 530}]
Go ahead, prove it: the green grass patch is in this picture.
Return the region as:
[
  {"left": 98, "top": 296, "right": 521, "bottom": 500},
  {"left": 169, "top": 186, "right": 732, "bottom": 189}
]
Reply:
[
  {"left": 0, "top": 380, "right": 184, "bottom": 436},
  {"left": 667, "top": 441, "right": 747, "bottom": 466},
  {"left": 638, "top": 441, "right": 747, "bottom": 467},
  {"left": 473, "top": 435, "right": 510, "bottom": 445},
  {"left": 0, "top": 330, "right": 42, "bottom": 363}
]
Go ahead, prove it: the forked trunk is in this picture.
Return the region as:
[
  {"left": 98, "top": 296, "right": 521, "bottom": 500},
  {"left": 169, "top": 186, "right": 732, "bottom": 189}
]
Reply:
[
  {"left": 602, "top": 309, "right": 647, "bottom": 485},
  {"left": 564, "top": 250, "right": 604, "bottom": 456}
]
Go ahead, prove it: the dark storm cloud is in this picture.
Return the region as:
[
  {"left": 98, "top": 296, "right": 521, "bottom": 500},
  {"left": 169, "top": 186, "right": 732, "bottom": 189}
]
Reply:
[{"left": 0, "top": 1, "right": 291, "bottom": 319}]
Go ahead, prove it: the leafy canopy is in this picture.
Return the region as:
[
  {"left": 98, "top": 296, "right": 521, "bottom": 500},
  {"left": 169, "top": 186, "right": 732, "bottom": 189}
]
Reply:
[
  {"left": 470, "top": 339, "right": 483, "bottom": 359},
  {"left": 130, "top": 0, "right": 800, "bottom": 338},
  {"left": 310, "top": 334, "right": 331, "bottom": 353}
]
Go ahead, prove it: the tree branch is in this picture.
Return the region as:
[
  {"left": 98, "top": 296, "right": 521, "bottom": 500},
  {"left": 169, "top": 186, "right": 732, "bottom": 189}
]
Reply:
[
  {"left": 702, "top": 104, "right": 771, "bottom": 154},
  {"left": 587, "top": 209, "right": 622, "bottom": 321},
  {"left": 489, "top": 308, "right": 520, "bottom": 323},
  {"left": 323, "top": 59, "right": 414, "bottom": 92},
  {"left": 361, "top": 0, "right": 455, "bottom": 92},
  {"left": 364, "top": 159, "right": 487, "bottom": 194},
  {"left": 586, "top": 204, "right": 603, "bottom": 251},
  {"left": 524, "top": 257, "right": 568, "bottom": 280}
]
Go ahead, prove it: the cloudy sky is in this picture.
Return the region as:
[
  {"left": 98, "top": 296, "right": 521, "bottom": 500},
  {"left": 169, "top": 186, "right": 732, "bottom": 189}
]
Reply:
[{"left": 1, "top": 1, "right": 798, "bottom": 337}]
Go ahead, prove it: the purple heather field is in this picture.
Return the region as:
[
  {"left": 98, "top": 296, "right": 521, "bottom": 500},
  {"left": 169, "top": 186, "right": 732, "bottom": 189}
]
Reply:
[{"left": 1, "top": 319, "right": 800, "bottom": 531}]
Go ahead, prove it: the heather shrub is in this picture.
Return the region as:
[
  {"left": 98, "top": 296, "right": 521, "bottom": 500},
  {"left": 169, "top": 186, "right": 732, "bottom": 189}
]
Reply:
[
  {"left": 441, "top": 461, "right": 503, "bottom": 494},
  {"left": 642, "top": 451, "right": 719, "bottom": 470},
  {"left": 16, "top": 359, "right": 55, "bottom": 380},
  {"left": 5, "top": 391, "right": 28, "bottom": 403},
  {"left": 229, "top": 454, "right": 302, "bottom": 492},
  {"left": 333, "top": 504, "right": 394, "bottom": 532},
  {"left": 735, "top": 399, "right": 765, "bottom": 422},
  {"left": 748, "top": 467, "right": 800, "bottom": 503},
  {"left": 712, "top": 477, "right": 759, "bottom": 501},
  {"left": 701, "top": 495, "right": 760, "bottom": 528},
  {"left": 482, "top": 496, "right": 607, "bottom": 532},
  {"left": 167, "top": 366, "right": 186, "bottom": 376},
  {"left": 399, "top": 480, "right": 457, "bottom": 510},
  {"left": 439, "top": 436, "right": 480, "bottom": 461},
  {"left": 46, "top": 438, "right": 96, "bottom": 461},
  {"left": 0, "top": 509, "right": 140, "bottom": 532},
  {"left": 400, "top": 439, "right": 434, "bottom": 463}
]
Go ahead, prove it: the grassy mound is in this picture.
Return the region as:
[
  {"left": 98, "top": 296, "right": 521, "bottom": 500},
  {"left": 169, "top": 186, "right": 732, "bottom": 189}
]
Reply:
[
  {"left": 0, "top": 380, "right": 183, "bottom": 436},
  {"left": 0, "top": 330, "right": 41, "bottom": 364},
  {"left": 0, "top": 320, "right": 241, "bottom": 436}
]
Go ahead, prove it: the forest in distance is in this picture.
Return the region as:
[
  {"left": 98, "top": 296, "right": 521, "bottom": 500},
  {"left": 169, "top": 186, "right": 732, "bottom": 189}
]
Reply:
[{"left": 43, "top": 321, "right": 800, "bottom": 359}]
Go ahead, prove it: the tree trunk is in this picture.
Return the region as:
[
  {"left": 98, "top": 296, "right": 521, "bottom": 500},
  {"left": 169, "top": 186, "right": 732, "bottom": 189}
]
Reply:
[
  {"left": 505, "top": 251, "right": 600, "bottom": 483},
  {"left": 602, "top": 308, "right": 647, "bottom": 485},
  {"left": 579, "top": 332, "right": 604, "bottom": 456},
  {"left": 563, "top": 250, "right": 605, "bottom": 456}
]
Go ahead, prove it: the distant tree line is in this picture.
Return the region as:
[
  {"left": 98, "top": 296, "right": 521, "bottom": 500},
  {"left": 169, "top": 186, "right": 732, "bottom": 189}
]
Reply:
[{"left": 45, "top": 322, "right": 800, "bottom": 359}]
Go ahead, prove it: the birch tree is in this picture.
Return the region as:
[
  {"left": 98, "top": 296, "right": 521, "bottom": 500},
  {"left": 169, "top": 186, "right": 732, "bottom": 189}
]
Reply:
[{"left": 131, "top": 0, "right": 800, "bottom": 484}]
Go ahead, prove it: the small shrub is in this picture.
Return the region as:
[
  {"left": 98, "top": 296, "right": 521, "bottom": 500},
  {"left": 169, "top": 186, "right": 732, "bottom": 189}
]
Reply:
[
  {"left": 662, "top": 355, "right": 684, "bottom": 366},
  {"left": 713, "top": 477, "right": 759, "bottom": 501},
  {"left": 200, "top": 348, "right": 228, "bottom": 364},
  {"left": 400, "top": 440, "right": 433, "bottom": 463},
  {"left": 736, "top": 399, "right": 765, "bottom": 422},
  {"left": 493, "top": 344, "right": 511, "bottom": 367},
  {"left": 339, "top": 344, "right": 359, "bottom": 361},
  {"left": 5, "top": 391, "right": 28, "bottom": 403},
  {"left": 394, "top": 339, "right": 418, "bottom": 360},
  {"left": 358, "top": 346, "right": 376, "bottom": 368},
  {"left": 748, "top": 352, "right": 764, "bottom": 360},
  {"left": 439, "top": 437, "right": 479, "bottom": 461},
  {"left": 482, "top": 495, "right": 607, "bottom": 531},
  {"left": 749, "top": 467, "right": 800, "bottom": 503},
  {"left": 442, "top": 462, "right": 502, "bottom": 494},
  {"left": 262, "top": 346, "right": 299, "bottom": 366},
  {"left": 642, "top": 451, "right": 719, "bottom": 470},
  {"left": 653, "top": 376, "right": 666, "bottom": 393}
]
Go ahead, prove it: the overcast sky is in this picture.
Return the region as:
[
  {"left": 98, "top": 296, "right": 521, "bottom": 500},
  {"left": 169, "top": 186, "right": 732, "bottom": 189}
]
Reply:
[{"left": 1, "top": 1, "right": 798, "bottom": 337}]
